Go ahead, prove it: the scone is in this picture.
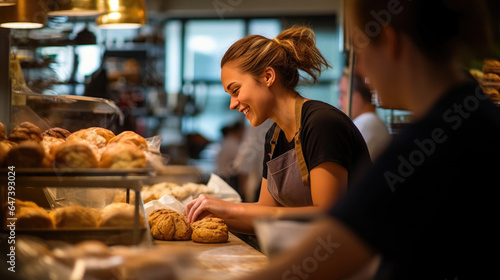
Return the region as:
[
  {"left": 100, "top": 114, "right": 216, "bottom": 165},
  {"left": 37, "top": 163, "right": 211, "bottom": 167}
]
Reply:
[
  {"left": 191, "top": 217, "right": 229, "bottom": 243},
  {"left": 100, "top": 203, "right": 144, "bottom": 228},
  {"left": 54, "top": 141, "right": 98, "bottom": 168},
  {"left": 108, "top": 131, "right": 148, "bottom": 151},
  {"left": 6, "top": 141, "right": 46, "bottom": 168},
  {"left": 50, "top": 206, "right": 100, "bottom": 229},
  {"left": 148, "top": 209, "right": 192, "bottom": 241},
  {"left": 43, "top": 127, "right": 71, "bottom": 139},
  {"left": 100, "top": 142, "right": 146, "bottom": 169},
  {"left": 41, "top": 135, "right": 65, "bottom": 162},
  {"left": 8, "top": 122, "right": 43, "bottom": 143}
]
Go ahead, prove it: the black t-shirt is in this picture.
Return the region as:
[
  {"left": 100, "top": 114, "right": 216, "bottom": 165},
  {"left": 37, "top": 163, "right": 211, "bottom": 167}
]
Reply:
[
  {"left": 330, "top": 82, "right": 500, "bottom": 279},
  {"left": 263, "top": 100, "right": 371, "bottom": 189}
]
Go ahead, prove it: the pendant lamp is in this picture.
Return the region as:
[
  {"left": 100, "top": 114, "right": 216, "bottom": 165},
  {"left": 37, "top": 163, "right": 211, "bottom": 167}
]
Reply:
[
  {"left": 96, "top": 0, "right": 146, "bottom": 29},
  {"left": 47, "top": 0, "right": 106, "bottom": 17},
  {"left": 0, "top": 0, "right": 46, "bottom": 29}
]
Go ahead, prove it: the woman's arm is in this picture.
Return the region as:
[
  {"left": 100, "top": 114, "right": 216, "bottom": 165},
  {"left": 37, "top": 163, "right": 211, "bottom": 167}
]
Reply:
[
  {"left": 185, "top": 162, "right": 348, "bottom": 234},
  {"left": 238, "top": 217, "right": 375, "bottom": 280}
]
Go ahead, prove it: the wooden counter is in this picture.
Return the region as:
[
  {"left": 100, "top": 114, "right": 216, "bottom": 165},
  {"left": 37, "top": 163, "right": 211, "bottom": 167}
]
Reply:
[{"left": 154, "top": 233, "right": 268, "bottom": 279}]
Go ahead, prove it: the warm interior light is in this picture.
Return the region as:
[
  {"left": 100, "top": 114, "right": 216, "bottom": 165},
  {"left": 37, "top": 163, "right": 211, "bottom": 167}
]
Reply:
[
  {"left": 96, "top": 0, "right": 146, "bottom": 29},
  {"left": 47, "top": 0, "right": 106, "bottom": 17},
  {"left": 0, "top": 0, "right": 47, "bottom": 29},
  {"left": 0, "top": 0, "right": 16, "bottom": 7}
]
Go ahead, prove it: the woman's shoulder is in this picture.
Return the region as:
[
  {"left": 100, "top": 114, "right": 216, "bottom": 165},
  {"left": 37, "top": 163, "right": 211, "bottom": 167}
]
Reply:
[{"left": 302, "top": 100, "right": 354, "bottom": 129}]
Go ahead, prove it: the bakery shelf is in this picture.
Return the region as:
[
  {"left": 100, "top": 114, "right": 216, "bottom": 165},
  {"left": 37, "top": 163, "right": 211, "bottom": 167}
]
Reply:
[{"left": 0, "top": 168, "right": 153, "bottom": 245}]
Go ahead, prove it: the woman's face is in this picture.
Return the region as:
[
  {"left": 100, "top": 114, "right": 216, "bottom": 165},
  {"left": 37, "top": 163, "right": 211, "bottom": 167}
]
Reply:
[{"left": 221, "top": 64, "right": 272, "bottom": 127}]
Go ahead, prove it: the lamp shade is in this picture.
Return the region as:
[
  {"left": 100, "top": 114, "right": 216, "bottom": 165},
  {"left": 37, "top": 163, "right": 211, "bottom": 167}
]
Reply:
[
  {"left": 96, "top": 0, "right": 146, "bottom": 29},
  {"left": 0, "top": 0, "right": 46, "bottom": 29},
  {"left": 47, "top": 0, "right": 106, "bottom": 17}
]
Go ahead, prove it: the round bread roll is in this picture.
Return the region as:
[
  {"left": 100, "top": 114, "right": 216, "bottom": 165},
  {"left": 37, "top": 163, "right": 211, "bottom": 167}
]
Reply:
[
  {"left": 100, "top": 203, "right": 144, "bottom": 228},
  {"left": 100, "top": 142, "right": 146, "bottom": 169},
  {"left": 8, "top": 122, "right": 43, "bottom": 143},
  {"left": 54, "top": 141, "right": 98, "bottom": 168},
  {"left": 50, "top": 206, "right": 100, "bottom": 229},
  {"left": 108, "top": 131, "right": 148, "bottom": 151},
  {"left": 42, "top": 135, "right": 65, "bottom": 159},
  {"left": 67, "top": 127, "right": 115, "bottom": 150},
  {"left": 43, "top": 127, "right": 71, "bottom": 139},
  {"left": 6, "top": 141, "right": 45, "bottom": 168},
  {"left": 148, "top": 209, "right": 192, "bottom": 241},
  {"left": 0, "top": 122, "right": 5, "bottom": 140},
  {"left": 191, "top": 217, "right": 229, "bottom": 243},
  {"left": 16, "top": 207, "right": 54, "bottom": 229}
]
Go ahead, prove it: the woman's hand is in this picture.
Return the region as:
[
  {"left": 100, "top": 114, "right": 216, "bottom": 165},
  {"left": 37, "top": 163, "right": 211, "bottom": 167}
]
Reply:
[{"left": 185, "top": 194, "right": 234, "bottom": 223}]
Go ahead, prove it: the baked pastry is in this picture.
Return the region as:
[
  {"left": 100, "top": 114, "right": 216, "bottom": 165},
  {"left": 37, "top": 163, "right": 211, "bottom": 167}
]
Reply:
[
  {"left": 0, "top": 141, "right": 12, "bottom": 167},
  {"left": 6, "top": 141, "right": 45, "bottom": 168},
  {"left": 54, "top": 141, "right": 98, "bottom": 168},
  {"left": 148, "top": 209, "right": 192, "bottom": 241},
  {"left": 100, "top": 203, "right": 144, "bottom": 228},
  {"left": 483, "top": 59, "right": 500, "bottom": 74},
  {"left": 8, "top": 122, "right": 43, "bottom": 143},
  {"left": 108, "top": 131, "right": 148, "bottom": 151},
  {"left": 15, "top": 207, "right": 54, "bottom": 229},
  {"left": 43, "top": 127, "right": 71, "bottom": 139},
  {"left": 191, "top": 217, "right": 229, "bottom": 243},
  {"left": 50, "top": 206, "right": 100, "bottom": 229},
  {"left": 3, "top": 199, "right": 54, "bottom": 229},
  {"left": 100, "top": 142, "right": 146, "bottom": 169},
  {"left": 41, "top": 135, "right": 65, "bottom": 160},
  {"left": 0, "top": 122, "right": 5, "bottom": 140}
]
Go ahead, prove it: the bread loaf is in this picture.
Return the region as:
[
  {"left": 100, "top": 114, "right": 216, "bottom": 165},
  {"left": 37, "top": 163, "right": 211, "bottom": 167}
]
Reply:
[
  {"left": 54, "top": 141, "right": 98, "bottom": 168},
  {"left": 50, "top": 206, "right": 100, "bottom": 229},
  {"left": 100, "top": 142, "right": 146, "bottom": 169},
  {"left": 8, "top": 122, "right": 43, "bottom": 143},
  {"left": 191, "top": 217, "right": 228, "bottom": 243},
  {"left": 148, "top": 209, "right": 192, "bottom": 241},
  {"left": 108, "top": 131, "right": 148, "bottom": 151},
  {"left": 43, "top": 127, "right": 71, "bottom": 139},
  {"left": 100, "top": 203, "right": 144, "bottom": 228},
  {"left": 6, "top": 141, "right": 45, "bottom": 168}
]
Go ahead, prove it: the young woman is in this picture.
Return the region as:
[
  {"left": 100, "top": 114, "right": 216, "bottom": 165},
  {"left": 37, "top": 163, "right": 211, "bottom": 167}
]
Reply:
[
  {"left": 242, "top": 0, "right": 499, "bottom": 279},
  {"left": 185, "top": 26, "right": 371, "bottom": 233}
]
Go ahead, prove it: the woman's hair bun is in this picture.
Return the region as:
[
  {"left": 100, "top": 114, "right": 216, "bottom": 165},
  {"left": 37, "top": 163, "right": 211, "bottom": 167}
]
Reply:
[{"left": 221, "top": 25, "right": 331, "bottom": 90}]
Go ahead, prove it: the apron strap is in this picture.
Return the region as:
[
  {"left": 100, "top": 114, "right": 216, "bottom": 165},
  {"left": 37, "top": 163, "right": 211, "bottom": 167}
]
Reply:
[
  {"left": 268, "top": 95, "right": 310, "bottom": 185},
  {"left": 294, "top": 96, "right": 310, "bottom": 185}
]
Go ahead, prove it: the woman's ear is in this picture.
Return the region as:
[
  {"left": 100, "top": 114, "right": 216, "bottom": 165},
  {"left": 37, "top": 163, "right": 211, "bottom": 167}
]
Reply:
[{"left": 262, "top": 67, "right": 276, "bottom": 87}]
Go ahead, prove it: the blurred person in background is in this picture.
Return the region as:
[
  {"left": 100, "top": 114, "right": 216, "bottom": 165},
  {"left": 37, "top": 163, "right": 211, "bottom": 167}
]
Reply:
[
  {"left": 241, "top": 0, "right": 499, "bottom": 279},
  {"left": 339, "top": 71, "right": 391, "bottom": 160},
  {"left": 216, "top": 121, "right": 245, "bottom": 194},
  {"left": 232, "top": 119, "right": 274, "bottom": 202}
]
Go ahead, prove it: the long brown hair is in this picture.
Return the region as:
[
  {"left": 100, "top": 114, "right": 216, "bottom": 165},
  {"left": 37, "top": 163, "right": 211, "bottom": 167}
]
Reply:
[{"left": 221, "top": 26, "right": 331, "bottom": 91}]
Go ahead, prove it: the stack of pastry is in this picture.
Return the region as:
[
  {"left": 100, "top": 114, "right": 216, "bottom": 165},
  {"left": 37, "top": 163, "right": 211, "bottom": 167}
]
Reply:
[
  {"left": 0, "top": 121, "right": 148, "bottom": 169},
  {"left": 470, "top": 59, "right": 500, "bottom": 101}
]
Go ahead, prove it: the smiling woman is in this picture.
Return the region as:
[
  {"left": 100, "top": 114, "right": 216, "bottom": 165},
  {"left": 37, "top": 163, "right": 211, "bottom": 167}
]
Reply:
[{"left": 184, "top": 26, "right": 372, "bottom": 235}]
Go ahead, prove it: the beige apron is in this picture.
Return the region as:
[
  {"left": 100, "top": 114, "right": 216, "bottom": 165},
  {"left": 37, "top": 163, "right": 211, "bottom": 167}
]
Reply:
[{"left": 266, "top": 96, "right": 312, "bottom": 207}]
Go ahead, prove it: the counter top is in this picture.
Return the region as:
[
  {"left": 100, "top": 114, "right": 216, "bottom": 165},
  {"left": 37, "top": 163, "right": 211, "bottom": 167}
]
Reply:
[{"left": 154, "top": 233, "right": 268, "bottom": 279}]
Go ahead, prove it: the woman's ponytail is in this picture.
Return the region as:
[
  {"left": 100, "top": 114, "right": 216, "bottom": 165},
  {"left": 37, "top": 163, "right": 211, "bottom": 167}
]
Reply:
[{"left": 221, "top": 25, "right": 331, "bottom": 91}]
